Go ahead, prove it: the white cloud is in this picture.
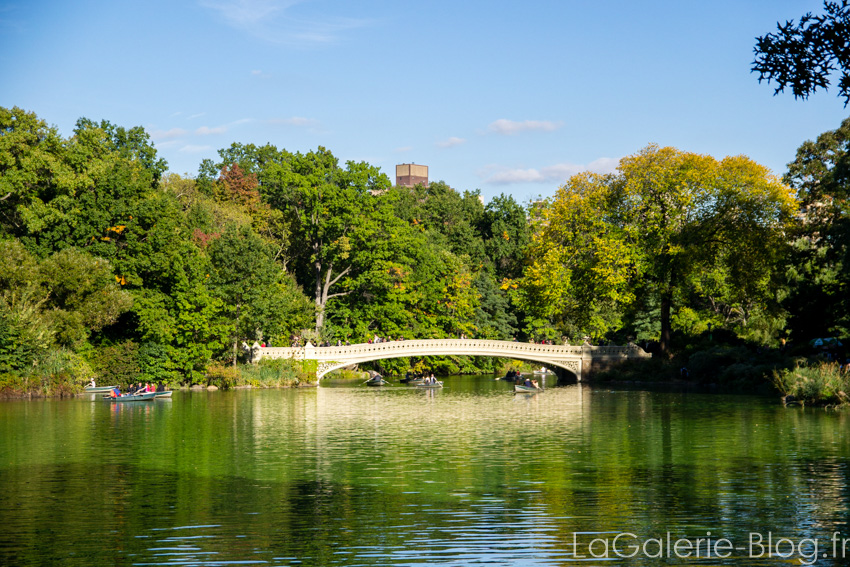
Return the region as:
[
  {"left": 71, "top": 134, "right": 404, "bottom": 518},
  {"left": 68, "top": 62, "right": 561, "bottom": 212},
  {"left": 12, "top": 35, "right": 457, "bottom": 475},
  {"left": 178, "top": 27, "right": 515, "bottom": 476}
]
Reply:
[
  {"left": 200, "top": 0, "right": 371, "bottom": 45},
  {"left": 195, "top": 125, "right": 227, "bottom": 136},
  {"left": 586, "top": 157, "right": 619, "bottom": 174},
  {"left": 482, "top": 158, "right": 620, "bottom": 185},
  {"left": 179, "top": 144, "right": 214, "bottom": 154},
  {"left": 150, "top": 128, "right": 188, "bottom": 141},
  {"left": 200, "top": 0, "right": 288, "bottom": 27},
  {"left": 488, "top": 119, "right": 563, "bottom": 135},
  {"left": 394, "top": 146, "right": 413, "bottom": 153},
  {"left": 436, "top": 136, "right": 466, "bottom": 148},
  {"left": 188, "top": 113, "right": 205, "bottom": 120}
]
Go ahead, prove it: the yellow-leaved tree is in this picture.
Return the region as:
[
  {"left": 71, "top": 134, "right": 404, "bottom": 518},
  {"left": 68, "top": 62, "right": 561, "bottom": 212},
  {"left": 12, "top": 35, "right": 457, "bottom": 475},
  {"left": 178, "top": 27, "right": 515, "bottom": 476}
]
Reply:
[{"left": 514, "top": 145, "right": 797, "bottom": 354}]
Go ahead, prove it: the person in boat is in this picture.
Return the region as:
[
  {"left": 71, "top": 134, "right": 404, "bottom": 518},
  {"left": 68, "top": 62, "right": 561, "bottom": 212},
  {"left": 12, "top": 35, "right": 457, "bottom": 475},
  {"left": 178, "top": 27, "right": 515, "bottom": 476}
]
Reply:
[
  {"left": 524, "top": 378, "right": 533, "bottom": 387},
  {"left": 89, "top": 378, "right": 96, "bottom": 388},
  {"left": 111, "top": 387, "right": 120, "bottom": 398},
  {"left": 531, "top": 379, "right": 539, "bottom": 389}
]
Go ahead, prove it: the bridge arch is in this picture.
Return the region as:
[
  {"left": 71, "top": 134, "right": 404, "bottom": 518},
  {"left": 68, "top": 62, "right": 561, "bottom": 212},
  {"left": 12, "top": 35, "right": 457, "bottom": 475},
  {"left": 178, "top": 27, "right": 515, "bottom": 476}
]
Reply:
[
  {"left": 256, "top": 339, "right": 651, "bottom": 382},
  {"left": 313, "top": 354, "right": 580, "bottom": 381}
]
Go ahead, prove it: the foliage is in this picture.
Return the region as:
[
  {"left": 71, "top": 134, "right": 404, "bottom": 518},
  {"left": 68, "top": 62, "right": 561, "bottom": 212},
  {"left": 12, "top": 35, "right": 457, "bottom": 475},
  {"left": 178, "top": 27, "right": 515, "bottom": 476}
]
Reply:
[
  {"left": 237, "top": 358, "right": 302, "bottom": 388},
  {"left": 0, "top": 240, "right": 130, "bottom": 371},
  {"left": 753, "top": 1, "right": 850, "bottom": 105},
  {"left": 85, "top": 341, "right": 141, "bottom": 386},
  {"left": 516, "top": 145, "right": 797, "bottom": 353},
  {"left": 39, "top": 248, "right": 133, "bottom": 347},
  {"left": 137, "top": 342, "right": 173, "bottom": 384},
  {"left": 773, "top": 362, "right": 850, "bottom": 405},
  {"left": 782, "top": 116, "right": 850, "bottom": 340},
  {"left": 204, "top": 363, "right": 240, "bottom": 389},
  {"left": 203, "top": 144, "right": 393, "bottom": 333},
  {"left": 208, "top": 223, "right": 314, "bottom": 362}
]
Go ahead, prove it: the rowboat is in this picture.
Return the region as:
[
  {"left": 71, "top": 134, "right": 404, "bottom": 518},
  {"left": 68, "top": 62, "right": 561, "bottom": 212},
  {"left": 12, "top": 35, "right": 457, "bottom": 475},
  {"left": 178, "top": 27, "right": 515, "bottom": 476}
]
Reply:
[
  {"left": 84, "top": 385, "right": 118, "bottom": 393},
  {"left": 400, "top": 373, "right": 425, "bottom": 384},
  {"left": 154, "top": 390, "right": 173, "bottom": 398},
  {"left": 514, "top": 384, "right": 542, "bottom": 393},
  {"left": 416, "top": 381, "right": 443, "bottom": 389},
  {"left": 366, "top": 377, "right": 389, "bottom": 386},
  {"left": 102, "top": 392, "right": 157, "bottom": 402},
  {"left": 499, "top": 371, "right": 522, "bottom": 381}
]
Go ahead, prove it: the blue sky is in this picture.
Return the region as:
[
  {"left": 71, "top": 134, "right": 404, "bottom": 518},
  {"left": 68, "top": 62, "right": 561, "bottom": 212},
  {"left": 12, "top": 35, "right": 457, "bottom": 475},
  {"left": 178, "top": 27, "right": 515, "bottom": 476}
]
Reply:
[{"left": 2, "top": 0, "right": 848, "bottom": 203}]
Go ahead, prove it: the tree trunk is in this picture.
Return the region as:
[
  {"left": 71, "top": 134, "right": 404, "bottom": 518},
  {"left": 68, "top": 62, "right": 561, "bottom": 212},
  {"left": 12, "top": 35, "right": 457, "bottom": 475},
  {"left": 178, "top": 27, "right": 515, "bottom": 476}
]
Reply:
[
  {"left": 315, "top": 259, "right": 324, "bottom": 333},
  {"left": 232, "top": 303, "right": 241, "bottom": 367},
  {"left": 659, "top": 288, "right": 672, "bottom": 356},
  {"left": 314, "top": 260, "right": 350, "bottom": 335}
]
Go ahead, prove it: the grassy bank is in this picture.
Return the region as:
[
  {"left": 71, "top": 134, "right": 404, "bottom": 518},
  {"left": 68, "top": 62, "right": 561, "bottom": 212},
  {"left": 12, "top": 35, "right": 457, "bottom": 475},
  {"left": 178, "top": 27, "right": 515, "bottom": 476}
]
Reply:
[
  {"left": 0, "top": 349, "right": 95, "bottom": 399},
  {"left": 187, "top": 358, "right": 317, "bottom": 390},
  {"left": 592, "top": 343, "right": 795, "bottom": 394},
  {"left": 0, "top": 356, "right": 318, "bottom": 399},
  {"left": 592, "top": 338, "right": 850, "bottom": 407},
  {"left": 773, "top": 362, "right": 850, "bottom": 407}
]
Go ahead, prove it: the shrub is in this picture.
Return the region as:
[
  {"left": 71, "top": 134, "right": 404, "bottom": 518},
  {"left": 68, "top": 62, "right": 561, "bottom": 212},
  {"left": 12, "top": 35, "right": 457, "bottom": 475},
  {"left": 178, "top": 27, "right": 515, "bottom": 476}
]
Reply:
[
  {"left": 687, "top": 346, "right": 750, "bottom": 379},
  {"left": 773, "top": 362, "right": 850, "bottom": 406},
  {"left": 86, "top": 341, "right": 141, "bottom": 387},
  {"left": 0, "top": 373, "right": 29, "bottom": 398},
  {"left": 205, "top": 363, "right": 240, "bottom": 389}
]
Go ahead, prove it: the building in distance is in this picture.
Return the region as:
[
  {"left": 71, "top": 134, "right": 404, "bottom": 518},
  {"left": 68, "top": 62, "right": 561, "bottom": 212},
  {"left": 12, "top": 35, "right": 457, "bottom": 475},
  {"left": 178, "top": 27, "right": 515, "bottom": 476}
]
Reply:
[{"left": 396, "top": 163, "right": 428, "bottom": 188}]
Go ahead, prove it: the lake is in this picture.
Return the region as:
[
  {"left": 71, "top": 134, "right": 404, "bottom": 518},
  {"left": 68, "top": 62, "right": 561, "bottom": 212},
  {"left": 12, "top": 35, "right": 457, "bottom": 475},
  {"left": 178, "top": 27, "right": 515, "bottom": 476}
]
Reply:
[{"left": 2, "top": 376, "right": 849, "bottom": 566}]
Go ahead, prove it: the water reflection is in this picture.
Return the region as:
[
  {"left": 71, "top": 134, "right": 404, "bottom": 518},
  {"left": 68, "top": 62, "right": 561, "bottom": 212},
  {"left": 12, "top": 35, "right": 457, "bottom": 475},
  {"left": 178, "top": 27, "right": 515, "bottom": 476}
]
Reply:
[{"left": 1, "top": 380, "right": 850, "bottom": 565}]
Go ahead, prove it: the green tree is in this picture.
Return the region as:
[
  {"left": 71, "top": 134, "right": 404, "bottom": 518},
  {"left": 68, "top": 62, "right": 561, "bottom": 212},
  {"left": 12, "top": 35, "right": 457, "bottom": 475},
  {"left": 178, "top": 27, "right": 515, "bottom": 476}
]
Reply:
[
  {"left": 39, "top": 248, "right": 133, "bottom": 347},
  {"left": 2, "top": 110, "right": 165, "bottom": 259},
  {"left": 0, "top": 107, "right": 78, "bottom": 238},
  {"left": 243, "top": 146, "right": 391, "bottom": 332},
  {"left": 208, "top": 224, "right": 313, "bottom": 363},
  {"left": 517, "top": 146, "right": 797, "bottom": 353},
  {"left": 782, "top": 117, "right": 850, "bottom": 339},
  {"left": 0, "top": 241, "right": 53, "bottom": 372},
  {"left": 512, "top": 172, "right": 640, "bottom": 339},
  {"left": 478, "top": 193, "right": 531, "bottom": 280},
  {"left": 0, "top": 241, "right": 131, "bottom": 371}
]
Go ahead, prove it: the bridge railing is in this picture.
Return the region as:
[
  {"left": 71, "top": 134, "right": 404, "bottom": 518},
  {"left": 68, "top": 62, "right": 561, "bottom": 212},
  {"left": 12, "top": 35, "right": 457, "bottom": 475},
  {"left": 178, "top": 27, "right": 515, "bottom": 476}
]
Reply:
[{"left": 257, "top": 339, "right": 650, "bottom": 362}]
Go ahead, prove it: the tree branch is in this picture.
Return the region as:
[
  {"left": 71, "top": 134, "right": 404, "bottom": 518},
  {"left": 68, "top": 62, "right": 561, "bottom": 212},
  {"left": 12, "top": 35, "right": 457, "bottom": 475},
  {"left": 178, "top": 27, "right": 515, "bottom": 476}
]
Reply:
[
  {"left": 327, "top": 265, "right": 351, "bottom": 289},
  {"left": 325, "top": 290, "right": 352, "bottom": 301}
]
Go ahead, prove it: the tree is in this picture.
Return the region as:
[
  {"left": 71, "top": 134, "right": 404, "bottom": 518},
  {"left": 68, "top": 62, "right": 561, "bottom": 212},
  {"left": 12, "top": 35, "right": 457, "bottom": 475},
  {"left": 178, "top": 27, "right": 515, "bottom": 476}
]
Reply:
[
  {"left": 478, "top": 194, "right": 531, "bottom": 280},
  {"left": 516, "top": 146, "right": 797, "bottom": 353},
  {"left": 0, "top": 107, "right": 77, "bottom": 238},
  {"left": 0, "top": 241, "right": 132, "bottom": 370},
  {"left": 0, "top": 241, "right": 53, "bottom": 372},
  {"left": 251, "top": 147, "right": 391, "bottom": 333},
  {"left": 782, "top": 117, "right": 850, "bottom": 338},
  {"left": 208, "top": 224, "right": 313, "bottom": 363},
  {"left": 1, "top": 110, "right": 166, "bottom": 259},
  {"left": 39, "top": 248, "right": 133, "bottom": 347},
  {"left": 753, "top": 0, "right": 850, "bottom": 105},
  {"left": 512, "top": 172, "right": 641, "bottom": 340}
]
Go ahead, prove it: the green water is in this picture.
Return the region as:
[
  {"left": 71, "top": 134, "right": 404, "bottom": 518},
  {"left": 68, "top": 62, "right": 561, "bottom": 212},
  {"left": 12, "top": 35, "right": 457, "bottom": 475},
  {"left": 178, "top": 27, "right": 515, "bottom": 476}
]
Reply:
[{"left": 2, "top": 377, "right": 850, "bottom": 566}]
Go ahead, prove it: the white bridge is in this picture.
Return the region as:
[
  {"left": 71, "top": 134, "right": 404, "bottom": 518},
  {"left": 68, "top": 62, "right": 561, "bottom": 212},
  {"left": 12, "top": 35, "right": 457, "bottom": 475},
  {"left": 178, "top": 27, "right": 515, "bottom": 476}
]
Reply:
[{"left": 256, "top": 339, "right": 651, "bottom": 381}]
